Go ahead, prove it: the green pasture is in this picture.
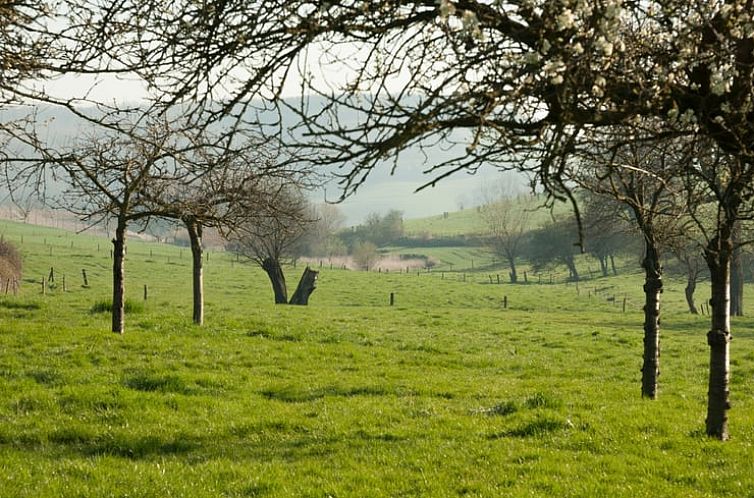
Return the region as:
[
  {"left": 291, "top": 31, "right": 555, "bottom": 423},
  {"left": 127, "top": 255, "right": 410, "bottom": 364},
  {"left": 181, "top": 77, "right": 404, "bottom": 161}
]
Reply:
[{"left": 1, "top": 219, "right": 753, "bottom": 497}]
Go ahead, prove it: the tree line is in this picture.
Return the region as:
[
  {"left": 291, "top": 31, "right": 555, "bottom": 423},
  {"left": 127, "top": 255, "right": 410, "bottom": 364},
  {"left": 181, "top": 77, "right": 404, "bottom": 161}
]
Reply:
[{"left": 1, "top": 0, "right": 753, "bottom": 439}]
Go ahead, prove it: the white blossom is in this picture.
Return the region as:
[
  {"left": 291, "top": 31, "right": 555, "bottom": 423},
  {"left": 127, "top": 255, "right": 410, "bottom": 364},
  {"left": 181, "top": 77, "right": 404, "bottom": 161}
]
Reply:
[
  {"left": 595, "top": 36, "right": 613, "bottom": 57},
  {"left": 557, "top": 9, "right": 575, "bottom": 30}
]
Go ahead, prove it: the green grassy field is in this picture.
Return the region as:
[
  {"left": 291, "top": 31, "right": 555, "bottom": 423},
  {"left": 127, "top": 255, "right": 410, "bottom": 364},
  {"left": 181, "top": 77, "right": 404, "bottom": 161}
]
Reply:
[{"left": 1, "top": 219, "right": 753, "bottom": 497}]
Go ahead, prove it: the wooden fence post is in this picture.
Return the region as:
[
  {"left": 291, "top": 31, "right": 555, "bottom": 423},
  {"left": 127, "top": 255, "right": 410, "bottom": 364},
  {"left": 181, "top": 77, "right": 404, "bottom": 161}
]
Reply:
[
  {"left": 41, "top": 277, "right": 45, "bottom": 295},
  {"left": 144, "top": 284, "right": 148, "bottom": 301},
  {"left": 503, "top": 295, "right": 508, "bottom": 309},
  {"left": 82, "top": 269, "right": 89, "bottom": 287},
  {"left": 390, "top": 292, "right": 395, "bottom": 306}
]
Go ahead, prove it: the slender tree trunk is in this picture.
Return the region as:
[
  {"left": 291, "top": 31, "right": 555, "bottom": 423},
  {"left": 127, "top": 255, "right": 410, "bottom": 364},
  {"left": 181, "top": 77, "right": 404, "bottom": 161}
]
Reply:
[
  {"left": 186, "top": 218, "right": 204, "bottom": 325},
  {"left": 262, "top": 257, "right": 288, "bottom": 304},
  {"left": 705, "top": 236, "right": 732, "bottom": 440},
  {"left": 641, "top": 239, "right": 662, "bottom": 399},
  {"left": 730, "top": 243, "right": 743, "bottom": 316},
  {"left": 507, "top": 254, "right": 518, "bottom": 283},
  {"left": 610, "top": 254, "right": 618, "bottom": 275},
  {"left": 599, "top": 255, "right": 609, "bottom": 277},
  {"left": 112, "top": 219, "right": 127, "bottom": 334},
  {"left": 684, "top": 275, "right": 699, "bottom": 315}
]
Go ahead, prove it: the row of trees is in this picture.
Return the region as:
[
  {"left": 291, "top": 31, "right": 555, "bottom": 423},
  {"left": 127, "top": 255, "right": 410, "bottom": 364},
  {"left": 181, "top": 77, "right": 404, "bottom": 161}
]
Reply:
[{"left": 2, "top": 0, "right": 754, "bottom": 439}]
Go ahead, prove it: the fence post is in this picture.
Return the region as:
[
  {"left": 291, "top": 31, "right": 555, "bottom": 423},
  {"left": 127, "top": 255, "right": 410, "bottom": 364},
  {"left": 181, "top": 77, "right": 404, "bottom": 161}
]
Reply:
[
  {"left": 503, "top": 295, "right": 508, "bottom": 309},
  {"left": 390, "top": 292, "right": 394, "bottom": 306},
  {"left": 622, "top": 296, "right": 627, "bottom": 312},
  {"left": 82, "top": 269, "right": 89, "bottom": 287},
  {"left": 41, "top": 277, "right": 45, "bottom": 295},
  {"left": 144, "top": 284, "right": 148, "bottom": 301}
]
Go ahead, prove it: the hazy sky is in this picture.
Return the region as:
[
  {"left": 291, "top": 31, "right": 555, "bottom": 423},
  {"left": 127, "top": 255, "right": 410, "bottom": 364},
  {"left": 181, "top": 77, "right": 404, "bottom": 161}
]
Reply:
[{"left": 38, "top": 64, "right": 527, "bottom": 226}]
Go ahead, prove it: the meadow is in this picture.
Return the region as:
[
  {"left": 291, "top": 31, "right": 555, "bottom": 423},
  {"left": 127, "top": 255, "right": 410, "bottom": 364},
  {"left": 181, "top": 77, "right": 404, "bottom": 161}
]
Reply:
[{"left": 1, "top": 219, "right": 754, "bottom": 497}]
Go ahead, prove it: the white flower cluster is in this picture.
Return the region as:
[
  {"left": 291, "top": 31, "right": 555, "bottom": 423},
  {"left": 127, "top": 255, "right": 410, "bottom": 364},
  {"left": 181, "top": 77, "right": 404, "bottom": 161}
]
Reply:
[
  {"left": 710, "top": 62, "right": 736, "bottom": 96},
  {"left": 543, "top": 58, "right": 567, "bottom": 85}
]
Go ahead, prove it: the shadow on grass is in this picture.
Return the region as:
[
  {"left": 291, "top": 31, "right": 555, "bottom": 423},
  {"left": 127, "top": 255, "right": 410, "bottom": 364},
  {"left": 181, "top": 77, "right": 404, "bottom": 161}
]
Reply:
[
  {"left": 488, "top": 417, "right": 569, "bottom": 439},
  {"left": 0, "top": 300, "right": 41, "bottom": 310}
]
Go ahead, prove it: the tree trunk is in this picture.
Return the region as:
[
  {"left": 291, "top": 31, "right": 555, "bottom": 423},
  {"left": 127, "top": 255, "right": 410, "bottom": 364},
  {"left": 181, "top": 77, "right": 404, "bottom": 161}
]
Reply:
[
  {"left": 565, "top": 257, "right": 579, "bottom": 281},
  {"left": 684, "top": 275, "right": 699, "bottom": 315},
  {"left": 730, "top": 243, "right": 743, "bottom": 316},
  {"left": 112, "top": 219, "right": 127, "bottom": 334},
  {"left": 289, "top": 267, "right": 319, "bottom": 305},
  {"left": 262, "top": 257, "right": 288, "bottom": 304},
  {"left": 610, "top": 254, "right": 618, "bottom": 275},
  {"left": 186, "top": 218, "right": 204, "bottom": 325},
  {"left": 599, "top": 255, "right": 609, "bottom": 277},
  {"left": 705, "top": 237, "right": 732, "bottom": 440},
  {"left": 507, "top": 255, "right": 518, "bottom": 283},
  {"left": 641, "top": 239, "right": 662, "bottom": 399}
]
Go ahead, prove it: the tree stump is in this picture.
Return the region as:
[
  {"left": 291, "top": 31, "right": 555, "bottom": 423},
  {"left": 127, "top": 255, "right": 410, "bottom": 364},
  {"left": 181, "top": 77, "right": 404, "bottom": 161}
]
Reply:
[{"left": 289, "top": 267, "right": 319, "bottom": 305}]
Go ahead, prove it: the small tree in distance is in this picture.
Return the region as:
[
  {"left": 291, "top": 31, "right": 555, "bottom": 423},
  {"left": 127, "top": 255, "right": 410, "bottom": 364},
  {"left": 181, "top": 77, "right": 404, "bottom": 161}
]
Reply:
[{"left": 479, "top": 185, "right": 534, "bottom": 283}]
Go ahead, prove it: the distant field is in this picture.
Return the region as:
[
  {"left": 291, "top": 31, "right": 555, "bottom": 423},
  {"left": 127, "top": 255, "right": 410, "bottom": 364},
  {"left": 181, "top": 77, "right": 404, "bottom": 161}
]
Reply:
[
  {"left": 403, "top": 195, "right": 568, "bottom": 237},
  {"left": 1, "top": 219, "right": 753, "bottom": 497}
]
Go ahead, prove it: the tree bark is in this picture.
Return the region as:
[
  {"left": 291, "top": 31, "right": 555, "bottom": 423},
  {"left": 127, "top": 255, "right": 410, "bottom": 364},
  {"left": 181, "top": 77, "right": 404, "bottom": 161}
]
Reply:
[
  {"left": 705, "top": 236, "right": 732, "bottom": 440},
  {"left": 262, "top": 257, "right": 288, "bottom": 304},
  {"left": 610, "top": 254, "right": 618, "bottom": 275},
  {"left": 684, "top": 275, "right": 699, "bottom": 315},
  {"left": 186, "top": 218, "right": 204, "bottom": 325},
  {"left": 289, "top": 267, "right": 319, "bottom": 305},
  {"left": 730, "top": 243, "right": 743, "bottom": 316},
  {"left": 641, "top": 239, "right": 662, "bottom": 399},
  {"left": 112, "top": 219, "right": 127, "bottom": 334}
]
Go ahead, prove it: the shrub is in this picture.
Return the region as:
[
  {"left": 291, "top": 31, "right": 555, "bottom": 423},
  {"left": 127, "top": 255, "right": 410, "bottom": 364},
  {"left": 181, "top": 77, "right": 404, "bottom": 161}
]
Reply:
[{"left": 0, "top": 239, "right": 22, "bottom": 286}]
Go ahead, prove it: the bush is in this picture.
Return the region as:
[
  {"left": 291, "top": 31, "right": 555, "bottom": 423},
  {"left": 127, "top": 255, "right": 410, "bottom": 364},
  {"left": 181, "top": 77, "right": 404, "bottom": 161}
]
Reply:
[{"left": 0, "top": 239, "right": 22, "bottom": 286}]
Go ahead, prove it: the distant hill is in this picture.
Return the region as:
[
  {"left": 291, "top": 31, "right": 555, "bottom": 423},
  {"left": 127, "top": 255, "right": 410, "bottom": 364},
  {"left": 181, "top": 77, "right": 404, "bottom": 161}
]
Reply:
[{"left": 0, "top": 101, "right": 533, "bottom": 225}]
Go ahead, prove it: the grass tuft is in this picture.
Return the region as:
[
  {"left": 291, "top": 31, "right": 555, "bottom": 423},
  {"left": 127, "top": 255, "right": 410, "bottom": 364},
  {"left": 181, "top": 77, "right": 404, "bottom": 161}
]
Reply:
[{"left": 90, "top": 298, "right": 145, "bottom": 314}]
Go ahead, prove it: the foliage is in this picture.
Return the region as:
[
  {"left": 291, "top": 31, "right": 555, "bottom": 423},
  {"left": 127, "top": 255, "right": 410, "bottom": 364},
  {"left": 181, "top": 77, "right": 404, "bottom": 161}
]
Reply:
[{"left": 340, "top": 210, "right": 405, "bottom": 250}]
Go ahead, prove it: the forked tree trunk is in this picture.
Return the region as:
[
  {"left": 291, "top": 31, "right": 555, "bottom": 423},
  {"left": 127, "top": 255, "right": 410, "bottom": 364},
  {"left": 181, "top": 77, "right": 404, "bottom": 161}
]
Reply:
[
  {"left": 112, "top": 219, "right": 127, "bottom": 334},
  {"left": 685, "top": 276, "right": 699, "bottom": 315},
  {"left": 730, "top": 244, "right": 743, "bottom": 316},
  {"left": 289, "top": 267, "right": 319, "bottom": 305},
  {"left": 262, "top": 257, "right": 288, "bottom": 304},
  {"left": 705, "top": 236, "right": 732, "bottom": 440},
  {"left": 185, "top": 218, "right": 204, "bottom": 325},
  {"left": 641, "top": 240, "right": 662, "bottom": 399}
]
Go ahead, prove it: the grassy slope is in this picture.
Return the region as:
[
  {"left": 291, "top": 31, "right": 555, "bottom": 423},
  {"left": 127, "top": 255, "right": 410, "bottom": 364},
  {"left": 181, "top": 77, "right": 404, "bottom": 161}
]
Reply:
[{"left": 0, "top": 220, "right": 753, "bottom": 497}]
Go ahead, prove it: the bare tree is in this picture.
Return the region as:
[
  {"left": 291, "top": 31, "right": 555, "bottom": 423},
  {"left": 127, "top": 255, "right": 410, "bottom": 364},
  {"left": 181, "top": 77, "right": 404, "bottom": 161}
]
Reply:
[
  {"left": 50, "top": 121, "right": 177, "bottom": 334},
  {"left": 665, "top": 232, "right": 706, "bottom": 315},
  {"left": 140, "top": 130, "right": 301, "bottom": 324},
  {"left": 479, "top": 189, "right": 533, "bottom": 283},
  {"left": 573, "top": 130, "right": 690, "bottom": 399},
  {"left": 229, "top": 185, "right": 317, "bottom": 305}
]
